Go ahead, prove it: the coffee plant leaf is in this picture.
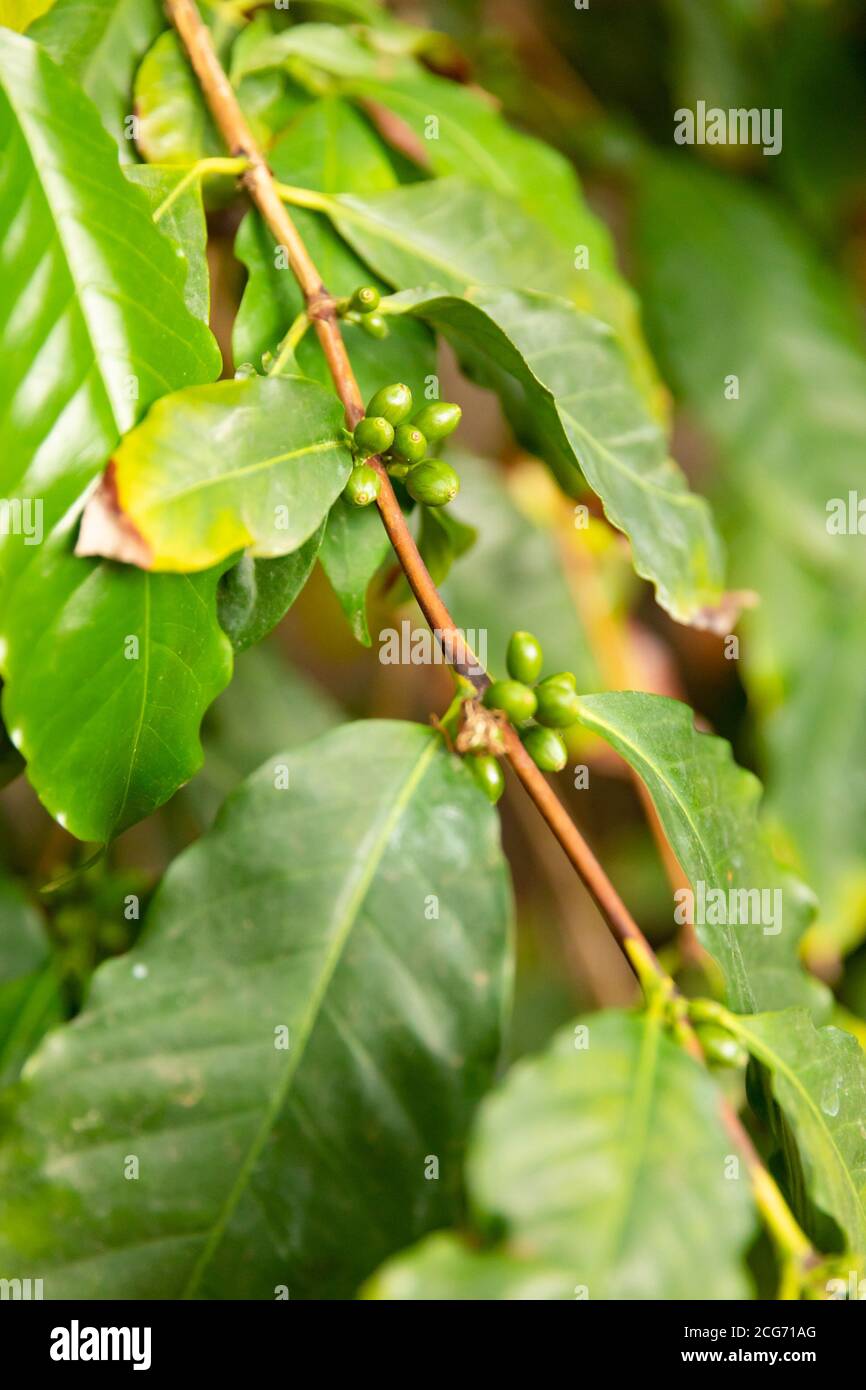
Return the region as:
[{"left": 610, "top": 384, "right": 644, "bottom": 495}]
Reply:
[
  {"left": 232, "top": 21, "right": 661, "bottom": 410},
  {"left": 364, "top": 1232, "right": 577, "bottom": 1301},
  {"left": 124, "top": 163, "right": 210, "bottom": 323},
  {"left": 373, "top": 1010, "right": 756, "bottom": 1299},
  {"left": 233, "top": 98, "right": 435, "bottom": 399},
  {"left": 414, "top": 504, "right": 477, "bottom": 589},
  {"left": 87, "top": 376, "right": 352, "bottom": 572},
  {"left": 133, "top": 27, "right": 224, "bottom": 166},
  {"left": 0, "top": 31, "right": 230, "bottom": 843},
  {"left": 29, "top": 0, "right": 163, "bottom": 156},
  {"left": 319, "top": 499, "right": 393, "bottom": 647},
  {"left": 0, "top": 721, "right": 513, "bottom": 1298},
  {"left": 717, "top": 1007, "right": 866, "bottom": 1254},
  {"left": 637, "top": 158, "right": 866, "bottom": 961},
  {"left": 217, "top": 524, "right": 325, "bottom": 654},
  {"left": 385, "top": 287, "right": 726, "bottom": 626},
  {"left": 0, "top": 878, "right": 61, "bottom": 1087},
  {"left": 0, "top": 694, "right": 24, "bottom": 790},
  {"left": 574, "top": 692, "right": 825, "bottom": 1016}
]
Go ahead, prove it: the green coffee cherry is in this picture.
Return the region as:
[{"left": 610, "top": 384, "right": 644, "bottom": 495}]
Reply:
[
  {"left": 506, "top": 630, "right": 543, "bottom": 685},
  {"left": 696, "top": 1023, "right": 748, "bottom": 1069},
  {"left": 483, "top": 679, "right": 537, "bottom": 725},
  {"left": 350, "top": 285, "right": 380, "bottom": 314},
  {"left": 344, "top": 464, "right": 381, "bottom": 507},
  {"left": 391, "top": 423, "right": 427, "bottom": 464},
  {"left": 534, "top": 675, "right": 581, "bottom": 729},
  {"left": 360, "top": 312, "right": 388, "bottom": 339},
  {"left": 354, "top": 415, "right": 394, "bottom": 457},
  {"left": 406, "top": 459, "right": 460, "bottom": 507},
  {"left": 412, "top": 401, "right": 462, "bottom": 441},
  {"left": 522, "top": 725, "right": 568, "bottom": 773},
  {"left": 367, "top": 382, "right": 413, "bottom": 425},
  {"left": 542, "top": 671, "right": 577, "bottom": 691},
  {"left": 466, "top": 753, "right": 505, "bottom": 805},
  {"left": 386, "top": 459, "right": 410, "bottom": 480}
]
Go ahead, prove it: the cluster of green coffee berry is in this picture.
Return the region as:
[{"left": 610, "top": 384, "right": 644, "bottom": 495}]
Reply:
[
  {"left": 345, "top": 379, "right": 463, "bottom": 509},
  {"left": 464, "top": 631, "right": 580, "bottom": 804},
  {"left": 340, "top": 285, "right": 389, "bottom": 339}
]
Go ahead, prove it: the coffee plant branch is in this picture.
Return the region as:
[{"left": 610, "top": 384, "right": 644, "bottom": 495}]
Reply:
[
  {"left": 165, "top": 0, "right": 814, "bottom": 1277},
  {"left": 163, "top": 0, "right": 658, "bottom": 973}
]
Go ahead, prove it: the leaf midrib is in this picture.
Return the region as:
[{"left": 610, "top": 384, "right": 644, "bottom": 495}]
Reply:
[
  {"left": 601, "top": 1009, "right": 663, "bottom": 1284},
  {"left": 180, "top": 732, "right": 439, "bottom": 1297}
]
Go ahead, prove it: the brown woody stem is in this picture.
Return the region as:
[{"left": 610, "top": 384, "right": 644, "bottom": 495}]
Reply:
[{"left": 166, "top": 0, "right": 814, "bottom": 1276}]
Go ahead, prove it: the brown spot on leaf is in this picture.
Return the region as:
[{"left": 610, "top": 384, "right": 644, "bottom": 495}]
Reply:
[{"left": 75, "top": 461, "right": 154, "bottom": 569}]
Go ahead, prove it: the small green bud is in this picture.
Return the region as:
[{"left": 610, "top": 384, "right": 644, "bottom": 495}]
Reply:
[
  {"left": 696, "top": 1023, "right": 748, "bottom": 1069},
  {"left": 483, "top": 679, "right": 537, "bottom": 725},
  {"left": 521, "top": 725, "right": 568, "bottom": 772},
  {"left": 412, "top": 401, "right": 462, "bottom": 441},
  {"left": 344, "top": 464, "right": 381, "bottom": 507},
  {"left": 350, "top": 285, "right": 381, "bottom": 313},
  {"left": 386, "top": 459, "right": 410, "bottom": 480},
  {"left": 367, "top": 382, "right": 413, "bottom": 425},
  {"left": 360, "top": 312, "right": 388, "bottom": 339},
  {"left": 506, "top": 630, "right": 543, "bottom": 685},
  {"left": 391, "top": 423, "right": 427, "bottom": 464},
  {"left": 354, "top": 415, "right": 394, "bottom": 457},
  {"left": 466, "top": 753, "right": 505, "bottom": 805},
  {"left": 534, "top": 675, "right": 581, "bottom": 729},
  {"left": 406, "top": 459, "right": 460, "bottom": 507}
]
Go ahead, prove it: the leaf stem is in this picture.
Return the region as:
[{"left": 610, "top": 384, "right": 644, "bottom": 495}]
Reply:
[
  {"left": 267, "top": 310, "right": 311, "bottom": 377},
  {"left": 167, "top": 0, "right": 816, "bottom": 1279},
  {"left": 152, "top": 155, "right": 249, "bottom": 223}
]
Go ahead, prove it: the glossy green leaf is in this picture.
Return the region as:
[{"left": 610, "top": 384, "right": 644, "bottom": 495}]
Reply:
[
  {"left": 232, "top": 21, "right": 660, "bottom": 406},
  {"left": 29, "top": 0, "right": 163, "bottom": 156},
  {"left": 441, "top": 451, "right": 599, "bottom": 691},
  {"left": 233, "top": 98, "right": 434, "bottom": 398},
  {"left": 386, "top": 287, "right": 726, "bottom": 625},
  {"left": 133, "top": 27, "right": 224, "bottom": 166},
  {"left": 217, "top": 523, "right": 324, "bottom": 653},
  {"left": 414, "top": 504, "right": 476, "bottom": 589},
  {"left": 706, "top": 1004, "right": 866, "bottom": 1254},
  {"left": 0, "top": 31, "right": 229, "bottom": 843},
  {"left": 365, "top": 1233, "right": 576, "bottom": 1301},
  {"left": 0, "top": 690, "right": 24, "bottom": 790},
  {"left": 231, "top": 20, "right": 404, "bottom": 84},
  {"left": 637, "top": 158, "right": 866, "bottom": 959},
  {"left": 319, "top": 499, "right": 392, "bottom": 647},
  {"left": 304, "top": 175, "right": 576, "bottom": 299},
  {"left": 133, "top": 21, "right": 309, "bottom": 168},
  {"left": 0, "top": 878, "right": 61, "bottom": 1087},
  {"left": 574, "top": 692, "right": 824, "bottom": 1015},
  {"left": 0, "top": 721, "right": 513, "bottom": 1298},
  {"left": 5, "top": 0, "right": 55, "bottom": 31},
  {"left": 124, "top": 164, "right": 211, "bottom": 323},
  {"left": 92, "top": 376, "right": 351, "bottom": 572},
  {"left": 372, "top": 1011, "right": 755, "bottom": 1300}
]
